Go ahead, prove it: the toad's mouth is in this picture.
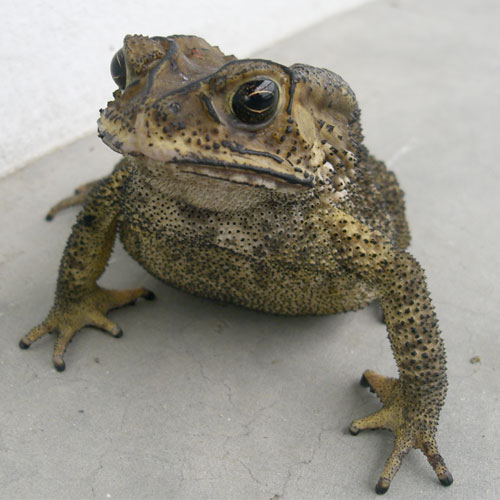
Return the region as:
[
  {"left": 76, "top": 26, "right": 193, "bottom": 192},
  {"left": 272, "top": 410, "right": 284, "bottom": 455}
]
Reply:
[
  {"left": 171, "top": 157, "right": 313, "bottom": 191},
  {"left": 98, "top": 103, "right": 316, "bottom": 190},
  {"left": 99, "top": 127, "right": 313, "bottom": 191}
]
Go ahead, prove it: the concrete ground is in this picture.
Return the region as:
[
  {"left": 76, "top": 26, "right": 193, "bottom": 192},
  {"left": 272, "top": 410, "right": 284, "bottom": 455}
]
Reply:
[{"left": 1, "top": 0, "right": 499, "bottom": 498}]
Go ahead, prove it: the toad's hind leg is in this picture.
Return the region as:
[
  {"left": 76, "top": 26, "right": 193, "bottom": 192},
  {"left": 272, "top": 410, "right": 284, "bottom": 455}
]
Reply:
[
  {"left": 45, "top": 159, "right": 129, "bottom": 220},
  {"left": 46, "top": 179, "right": 100, "bottom": 220}
]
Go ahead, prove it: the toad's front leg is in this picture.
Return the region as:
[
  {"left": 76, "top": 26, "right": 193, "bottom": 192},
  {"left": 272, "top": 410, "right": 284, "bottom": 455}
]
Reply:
[
  {"left": 19, "top": 169, "right": 154, "bottom": 371},
  {"left": 349, "top": 369, "right": 452, "bottom": 493},
  {"left": 322, "top": 210, "right": 453, "bottom": 494}
]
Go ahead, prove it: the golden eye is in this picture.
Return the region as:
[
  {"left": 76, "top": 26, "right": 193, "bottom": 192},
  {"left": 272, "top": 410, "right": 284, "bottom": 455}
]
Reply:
[{"left": 231, "top": 79, "right": 279, "bottom": 124}]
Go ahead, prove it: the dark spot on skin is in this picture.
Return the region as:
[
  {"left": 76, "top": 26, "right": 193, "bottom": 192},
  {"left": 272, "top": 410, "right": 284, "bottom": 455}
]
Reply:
[{"left": 82, "top": 215, "right": 95, "bottom": 227}]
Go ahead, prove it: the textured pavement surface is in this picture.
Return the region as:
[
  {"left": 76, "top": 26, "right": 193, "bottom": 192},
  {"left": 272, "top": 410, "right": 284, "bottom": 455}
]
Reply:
[{"left": 1, "top": 0, "right": 499, "bottom": 498}]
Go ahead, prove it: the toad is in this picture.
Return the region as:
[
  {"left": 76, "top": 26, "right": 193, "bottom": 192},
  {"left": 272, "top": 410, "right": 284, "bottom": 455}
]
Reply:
[{"left": 20, "top": 35, "right": 453, "bottom": 494}]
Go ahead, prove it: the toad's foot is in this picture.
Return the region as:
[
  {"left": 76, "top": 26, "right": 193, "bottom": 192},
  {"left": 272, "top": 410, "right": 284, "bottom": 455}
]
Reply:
[
  {"left": 46, "top": 179, "right": 101, "bottom": 220},
  {"left": 19, "top": 286, "right": 155, "bottom": 371},
  {"left": 349, "top": 369, "right": 453, "bottom": 494}
]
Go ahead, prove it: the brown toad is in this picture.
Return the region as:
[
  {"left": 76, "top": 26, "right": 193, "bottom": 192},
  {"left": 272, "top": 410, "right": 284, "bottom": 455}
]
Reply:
[{"left": 20, "top": 35, "right": 453, "bottom": 494}]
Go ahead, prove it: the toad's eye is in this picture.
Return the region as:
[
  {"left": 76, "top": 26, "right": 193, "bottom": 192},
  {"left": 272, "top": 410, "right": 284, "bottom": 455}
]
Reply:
[
  {"left": 110, "top": 49, "right": 127, "bottom": 89},
  {"left": 231, "top": 79, "right": 279, "bottom": 125}
]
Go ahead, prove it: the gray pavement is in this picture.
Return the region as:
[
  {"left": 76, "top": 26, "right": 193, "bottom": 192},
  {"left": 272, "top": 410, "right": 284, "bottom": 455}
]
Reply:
[{"left": 1, "top": 0, "right": 499, "bottom": 498}]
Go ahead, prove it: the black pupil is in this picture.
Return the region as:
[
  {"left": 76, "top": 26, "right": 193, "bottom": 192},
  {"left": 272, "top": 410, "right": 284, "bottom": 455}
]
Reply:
[
  {"left": 110, "top": 49, "right": 127, "bottom": 89},
  {"left": 232, "top": 79, "right": 279, "bottom": 124}
]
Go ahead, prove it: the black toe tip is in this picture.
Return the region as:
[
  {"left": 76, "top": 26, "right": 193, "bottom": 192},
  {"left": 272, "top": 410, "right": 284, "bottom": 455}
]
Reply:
[
  {"left": 375, "top": 480, "right": 389, "bottom": 495},
  {"left": 360, "top": 374, "right": 369, "bottom": 387},
  {"left": 439, "top": 472, "right": 453, "bottom": 487},
  {"left": 349, "top": 427, "right": 360, "bottom": 436},
  {"left": 115, "top": 329, "right": 124, "bottom": 338},
  {"left": 144, "top": 290, "right": 156, "bottom": 301},
  {"left": 45, "top": 213, "right": 53, "bottom": 221},
  {"left": 19, "top": 339, "right": 30, "bottom": 349},
  {"left": 54, "top": 361, "right": 66, "bottom": 372}
]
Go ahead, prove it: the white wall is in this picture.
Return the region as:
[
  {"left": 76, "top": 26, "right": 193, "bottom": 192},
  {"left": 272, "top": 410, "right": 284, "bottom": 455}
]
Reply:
[{"left": 1, "top": 0, "right": 370, "bottom": 177}]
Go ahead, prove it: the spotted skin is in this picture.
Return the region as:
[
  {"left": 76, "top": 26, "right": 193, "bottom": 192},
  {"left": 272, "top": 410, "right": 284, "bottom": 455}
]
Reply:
[{"left": 20, "top": 35, "right": 452, "bottom": 493}]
